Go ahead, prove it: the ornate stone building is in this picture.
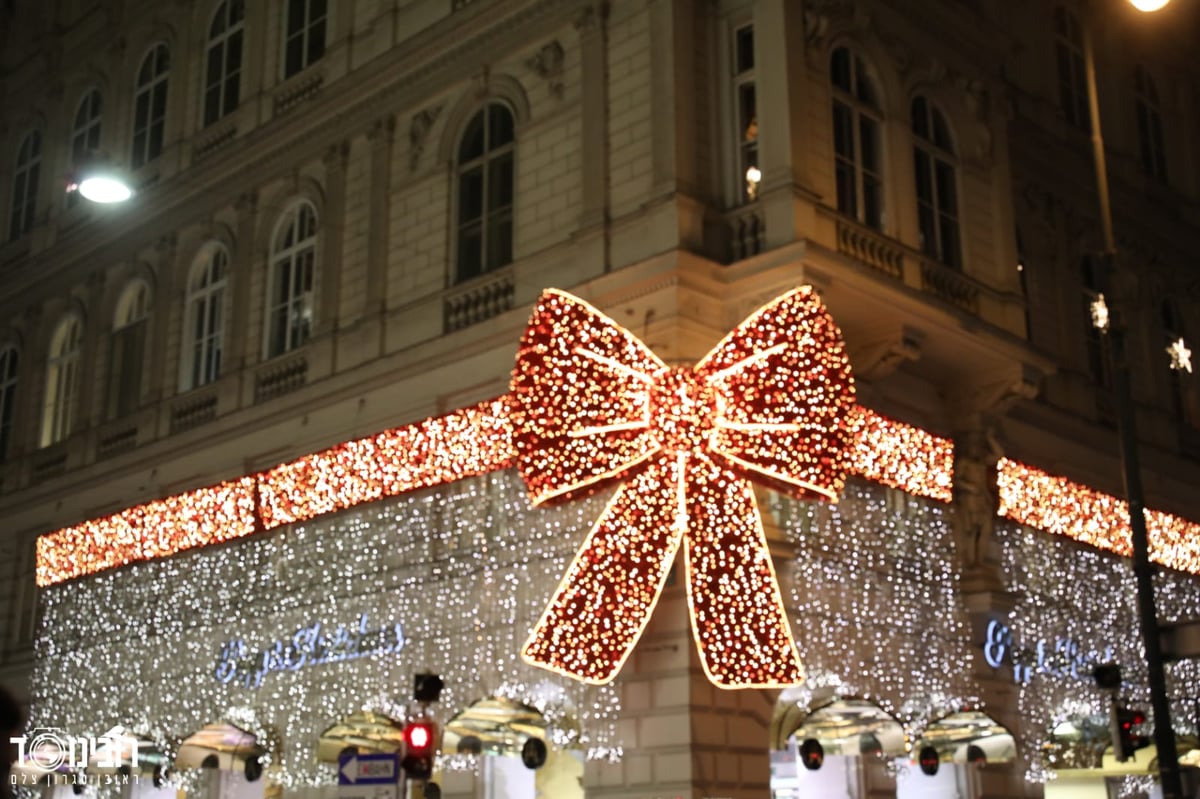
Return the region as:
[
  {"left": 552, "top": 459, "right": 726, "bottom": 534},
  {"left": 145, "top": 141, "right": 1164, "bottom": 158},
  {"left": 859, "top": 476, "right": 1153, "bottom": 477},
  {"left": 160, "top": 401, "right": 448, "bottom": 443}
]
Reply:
[{"left": 1, "top": 0, "right": 1198, "bottom": 797}]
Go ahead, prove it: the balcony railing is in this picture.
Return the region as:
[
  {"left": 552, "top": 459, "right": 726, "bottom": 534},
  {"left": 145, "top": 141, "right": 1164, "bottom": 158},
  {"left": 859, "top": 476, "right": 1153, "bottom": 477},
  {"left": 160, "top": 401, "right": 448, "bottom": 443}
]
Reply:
[
  {"left": 919, "top": 257, "right": 981, "bottom": 314},
  {"left": 255, "top": 354, "right": 309, "bottom": 403},
  {"left": 835, "top": 218, "right": 904, "bottom": 281},
  {"left": 443, "top": 269, "right": 514, "bottom": 333},
  {"left": 170, "top": 389, "right": 218, "bottom": 434}
]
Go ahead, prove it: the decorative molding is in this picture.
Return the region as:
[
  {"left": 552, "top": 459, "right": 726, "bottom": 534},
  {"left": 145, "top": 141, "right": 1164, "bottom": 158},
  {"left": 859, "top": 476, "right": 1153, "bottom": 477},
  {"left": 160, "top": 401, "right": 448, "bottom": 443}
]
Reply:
[
  {"left": 472, "top": 65, "right": 491, "bottom": 99},
  {"left": 573, "top": 2, "right": 609, "bottom": 33},
  {"left": 323, "top": 140, "right": 350, "bottom": 171},
  {"left": 408, "top": 105, "right": 441, "bottom": 173},
  {"left": 526, "top": 40, "right": 565, "bottom": 99},
  {"left": 368, "top": 114, "right": 396, "bottom": 146}
]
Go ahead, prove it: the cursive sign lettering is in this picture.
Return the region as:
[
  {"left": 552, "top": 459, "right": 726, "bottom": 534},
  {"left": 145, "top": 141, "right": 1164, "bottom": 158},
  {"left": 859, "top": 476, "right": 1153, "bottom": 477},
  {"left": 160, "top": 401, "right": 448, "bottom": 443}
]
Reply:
[{"left": 215, "top": 613, "right": 405, "bottom": 688}]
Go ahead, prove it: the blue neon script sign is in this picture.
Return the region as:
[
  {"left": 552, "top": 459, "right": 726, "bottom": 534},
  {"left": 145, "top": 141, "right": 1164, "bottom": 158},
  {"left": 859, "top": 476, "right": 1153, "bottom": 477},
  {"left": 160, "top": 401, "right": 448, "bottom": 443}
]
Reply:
[
  {"left": 983, "top": 620, "right": 1113, "bottom": 684},
  {"left": 215, "top": 613, "right": 405, "bottom": 688}
]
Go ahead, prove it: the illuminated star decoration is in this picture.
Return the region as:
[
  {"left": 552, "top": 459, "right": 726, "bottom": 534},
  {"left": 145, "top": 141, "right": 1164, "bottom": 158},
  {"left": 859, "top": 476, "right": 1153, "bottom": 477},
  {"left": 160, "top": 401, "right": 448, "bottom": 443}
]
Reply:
[
  {"left": 1089, "top": 293, "right": 1110, "bottom": 332},
  {"left": 509, "top": 287, "right": 857, "bottom": 688},
  {"left": 1167, "top": 337, "right": 1192, "bottom": 373}
]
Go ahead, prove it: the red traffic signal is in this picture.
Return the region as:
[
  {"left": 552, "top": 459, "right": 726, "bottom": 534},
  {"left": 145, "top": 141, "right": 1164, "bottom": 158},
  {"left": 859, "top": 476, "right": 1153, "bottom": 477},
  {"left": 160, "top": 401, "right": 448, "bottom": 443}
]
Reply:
[
  {"left": 918, "top": 745, "right": 940, "bottom": 776},
  {"left": 1116, "top": 708, "right": 1150, "bottom": 760},
  {"left": 402, "top": 721, "right": 437, "bottom": 780},
  {"left": 799, "top": 738, "right": 824, "bottom": 771}
]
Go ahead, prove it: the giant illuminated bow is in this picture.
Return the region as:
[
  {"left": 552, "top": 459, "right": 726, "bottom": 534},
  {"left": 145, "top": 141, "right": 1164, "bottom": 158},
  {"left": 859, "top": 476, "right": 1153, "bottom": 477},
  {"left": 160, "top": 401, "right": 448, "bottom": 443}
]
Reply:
[{"left": 509, "top": 287, "right": 856, "bottom": 688}]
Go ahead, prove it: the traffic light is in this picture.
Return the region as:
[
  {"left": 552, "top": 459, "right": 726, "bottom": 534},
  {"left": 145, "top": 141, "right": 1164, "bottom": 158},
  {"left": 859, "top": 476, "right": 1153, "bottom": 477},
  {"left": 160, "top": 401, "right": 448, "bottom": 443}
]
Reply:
[
  {"left": 1116, "top": 708, "right": 1149, "bottom": 760},
  {"left": 799, "top": 738, "right": 824, "bottom": 771},
  {"left": 402, "top": 720, "right": 437, "bottom": 780}
]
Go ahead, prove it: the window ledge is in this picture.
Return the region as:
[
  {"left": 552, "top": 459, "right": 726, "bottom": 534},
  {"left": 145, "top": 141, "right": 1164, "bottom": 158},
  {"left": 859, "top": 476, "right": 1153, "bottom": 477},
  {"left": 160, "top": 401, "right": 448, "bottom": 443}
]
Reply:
[{"left": 273, "top": 68, "right": 326, "bottom": 116}]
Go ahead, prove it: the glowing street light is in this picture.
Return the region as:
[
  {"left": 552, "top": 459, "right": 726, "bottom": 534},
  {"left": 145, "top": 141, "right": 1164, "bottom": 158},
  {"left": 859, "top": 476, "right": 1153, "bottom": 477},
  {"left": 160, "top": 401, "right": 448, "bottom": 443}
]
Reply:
[
  {"left": 66, "top": 157, "right": 134, "bottom": 205},
  {"left": 1129, "top": 0, "right": 1170, "bottom": 11}
]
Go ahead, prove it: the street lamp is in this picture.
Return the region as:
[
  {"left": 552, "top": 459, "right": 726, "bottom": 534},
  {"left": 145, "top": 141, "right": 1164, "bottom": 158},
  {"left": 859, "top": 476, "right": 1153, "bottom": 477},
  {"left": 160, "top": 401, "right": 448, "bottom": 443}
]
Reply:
[
  {"left": 1082, "top": 1, "right": 1184, "bottom": 796},
  {"left": 66, "top": 156, "right": 135, "bottom": 205}
]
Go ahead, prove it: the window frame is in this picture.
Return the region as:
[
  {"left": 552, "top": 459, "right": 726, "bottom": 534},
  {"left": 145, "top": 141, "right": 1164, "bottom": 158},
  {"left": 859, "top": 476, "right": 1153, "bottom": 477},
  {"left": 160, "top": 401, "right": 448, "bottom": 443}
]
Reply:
[
  {"left": 265, "top": 201, "right": 318, "bottom": 359},
  {"left": 1054, "top": 6, "right": 1089, "bottom": 132},
  {"left": 40, "top": 316, "right": 83, "bottom": 448},
  {"left": 68, "top": 90, "right": 104, "bottom": 209},
  {"left": 830, "top": 45, "right": 885, "bottom": 231},
  {"left": 9, "top": 130, "right": 42, "bottom": 242},
  {"left": 453, "top": 102, "right": 516, "bottom": 284},
  {"left": 1134, "top": 64, "right": 1167, "bottom": 181},
  {"left": 107, "top": 281, "right": 152, "bottom": 420},
  {"left": 282, "top": 0, "right": 328, "bottom": 79},
  {"left": 0, "top": 345, "right": 18, "bottom": 461},
  {"left": 731, "top": 22, "right": 758, "bottom": 204},
  {"left": 203, "top": 0, "right": 245, "bottom": 127},
  {"left": 181, "top": 243, "right": 229, "bottom": 391},
  {"left": 911, "top": 96, "right": 962, "bottom": 270},
  {"left": 131, "top": 43, "right": 171, "bottom": 169}
]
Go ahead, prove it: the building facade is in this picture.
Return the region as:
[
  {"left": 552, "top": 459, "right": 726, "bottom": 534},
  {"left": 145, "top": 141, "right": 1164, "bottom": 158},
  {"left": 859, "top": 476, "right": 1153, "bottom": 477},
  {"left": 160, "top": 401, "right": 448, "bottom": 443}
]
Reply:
[{"left": 2, "top": 0, "right": 1199, "bottom": 797}]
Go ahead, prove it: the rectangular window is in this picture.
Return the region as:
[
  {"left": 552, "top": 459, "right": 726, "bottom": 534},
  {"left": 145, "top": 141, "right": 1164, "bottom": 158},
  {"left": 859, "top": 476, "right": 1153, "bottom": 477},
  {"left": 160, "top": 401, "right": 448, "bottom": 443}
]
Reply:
[{"left": 732, "top": 24, "right": 758, "bottom": 203}]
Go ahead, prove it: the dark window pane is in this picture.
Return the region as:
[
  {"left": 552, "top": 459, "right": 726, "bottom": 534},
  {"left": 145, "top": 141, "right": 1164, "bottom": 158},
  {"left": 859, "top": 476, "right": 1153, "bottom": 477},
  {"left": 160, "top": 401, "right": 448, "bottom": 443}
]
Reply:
[
  {"left": 308, "top": 18, "right": 326, "bottom": 63},
  {"left": 459, "top": 168, "right": 484, "bottom": 222},
  {"left": 204, "top": 88, "right": 221, "bottom": 126},
  {"left": 739, "top": 84, "right": 757, "bottom": 143},
  {"left": 288, "top": 0, "right": 306, "bottom": 34},
  {"left": 832, "top": 102, "right": 853, "bottom": 158},
  {"left": 487, "top": 212, "right": 513, "bottom": 271},
  {"left": 459, "top": 113, "right": 485, "bottom": 161},
  {"left": 735, "top": 26, "right": 754, "bottom": 73},
  {"left": 863, "top": 175, "right": 883, "bottom": 230},
  {"left": 911, "top": 97, "right": 928, "bottom": 139},
  {"left": 227, "top": 31, "right": 243, "bottom": 71},
  {"left": 285, "top": 37, "right": 303, "bottom": 76},
  {"left": 211, "top": 2, "right": 226, "bottom": 36},
  {"left": 935, "top": 161, "right": 956, "bottom": 214},
  {"left": 830, "top": 48, "right": 850, "bottom": 92},
  {"left": 457, "top": 227, "right": 482, "bottom": 281},
  {"left": 488, "top": 104, "right": 514, "bottom": 149},
  {"left": 488, "top": 156, "right": 513, "bottom": 210},
  {"left": 835, "top": 162, "right": 855, "bottom": 216},
  {"left": 859, "top": 117, "right": 880, "bottom": 172}
]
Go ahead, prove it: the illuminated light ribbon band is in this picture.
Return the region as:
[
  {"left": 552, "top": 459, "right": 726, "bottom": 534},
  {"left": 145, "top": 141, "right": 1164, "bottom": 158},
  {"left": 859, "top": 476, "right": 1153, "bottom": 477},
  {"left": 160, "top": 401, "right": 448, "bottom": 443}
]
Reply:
[
  {"left": 510, "top": 288, "right": 857, "bottom": 687},
  {"left": 36, "top": 294, "right": 956, "bottom": 593},
  {"left": 996, "top": 457, "right": 1200, "bottom": 575}
]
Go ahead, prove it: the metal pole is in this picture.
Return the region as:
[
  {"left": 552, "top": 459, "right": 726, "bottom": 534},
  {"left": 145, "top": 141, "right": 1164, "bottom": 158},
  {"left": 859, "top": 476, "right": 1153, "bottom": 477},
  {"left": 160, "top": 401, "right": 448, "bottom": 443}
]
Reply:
[{"left": 1082, "top": 11, "right": 1184, "bottom": 798}]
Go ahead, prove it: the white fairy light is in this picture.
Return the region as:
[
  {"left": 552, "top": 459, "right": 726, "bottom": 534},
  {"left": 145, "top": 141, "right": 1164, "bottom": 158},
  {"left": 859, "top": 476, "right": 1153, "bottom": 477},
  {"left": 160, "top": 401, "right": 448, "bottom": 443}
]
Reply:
[{"left": 1090, "top": 293, "right": 1110, "bottom": 332}]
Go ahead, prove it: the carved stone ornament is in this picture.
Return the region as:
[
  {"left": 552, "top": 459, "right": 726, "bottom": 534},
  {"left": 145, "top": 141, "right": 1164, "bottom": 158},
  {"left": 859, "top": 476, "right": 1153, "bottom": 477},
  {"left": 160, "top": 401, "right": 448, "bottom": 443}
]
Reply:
[
  {"left": 527, "top": 41, "right": 565, "bottom": 100},
  {"left": 472, "top": 65, "right": 491, "bottom": 100},
  {"left": 574, "top": 2, "right": 609, "bottom": 34},
  {"left": 409, "top": 105, "right": 442, "bottom": 173}
]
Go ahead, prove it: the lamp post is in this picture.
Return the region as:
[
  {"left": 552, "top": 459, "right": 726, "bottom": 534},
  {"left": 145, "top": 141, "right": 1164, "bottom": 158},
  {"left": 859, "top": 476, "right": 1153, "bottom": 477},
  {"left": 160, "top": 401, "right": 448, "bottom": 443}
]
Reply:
[{"left": 1081, "top": 1, "right": 1184, "bottom": 796}]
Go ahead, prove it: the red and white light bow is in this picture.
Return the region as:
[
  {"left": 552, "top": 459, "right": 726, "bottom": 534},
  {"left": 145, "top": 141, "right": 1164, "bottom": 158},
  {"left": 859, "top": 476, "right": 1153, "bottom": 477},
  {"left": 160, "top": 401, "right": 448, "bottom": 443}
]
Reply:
[{"left": 509, "top": 287, "right": 857, "bottom": 688}]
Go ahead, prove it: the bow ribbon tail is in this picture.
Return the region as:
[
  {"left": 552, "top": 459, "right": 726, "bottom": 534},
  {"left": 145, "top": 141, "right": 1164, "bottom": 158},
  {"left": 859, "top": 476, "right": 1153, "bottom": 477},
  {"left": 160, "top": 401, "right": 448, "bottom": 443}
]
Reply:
[
  {"left": 683, "top": 455, "right": 804, "bottom": 688},
  {"left": 522, "top": 455, "right": 686, "bottom": 684}
]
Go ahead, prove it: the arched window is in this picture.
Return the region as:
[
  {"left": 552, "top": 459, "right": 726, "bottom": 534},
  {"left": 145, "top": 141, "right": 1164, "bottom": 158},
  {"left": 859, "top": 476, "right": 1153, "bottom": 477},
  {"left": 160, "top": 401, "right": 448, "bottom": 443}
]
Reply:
[
  {"left": 1054, "top": 6, "right": 1088, "bottom": 131},
  {"left": 71, "top": 90, "right": 103, "bottom": 162},
  {"left": 911, "top": 97, "right": 960, "bottom": 269},
  {"left": 68, "top": 90, "right": 104, "bottom": 208},
  {"left": 455, "top": 103, "right": 514, "bottom": 283},
  {"left": 182, "top": 244, "right": 228, "bottom": 390},
  {"left": 9, "top": 130, "right": 42, "bottom": 241},
  {"left": 132, "top": 44, "right": 171, "bottom": 168},
  {"left": 0, "top": 346, "right": 18, "bottom": 461},
  {"left": 830, "top": 47, "right": 883, "bottom": 230},
  {"left": 204, "top": 1, "right": 244, "bottom": 126},
  {"left": 1134, "top": 65, "right": 1166, "bottom": 180},
  {"left": 41, "top": 316, "right": 83, "bottom": 448},
  {"left": 283, "top": 0, "right": 327, "bottom": 79},
  {"left": 107, "top": 281, "right": 151, "bottom": 419},
  {"left": 266, "top": 202, "right": 317, "bottom": 357}
]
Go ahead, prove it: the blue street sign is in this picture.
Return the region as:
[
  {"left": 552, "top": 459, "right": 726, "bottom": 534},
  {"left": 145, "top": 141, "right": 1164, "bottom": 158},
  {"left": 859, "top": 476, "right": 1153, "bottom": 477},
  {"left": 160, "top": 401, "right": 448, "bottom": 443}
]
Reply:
[{"left": 338, "top": 752, "right": 400, "bottom": 785}]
